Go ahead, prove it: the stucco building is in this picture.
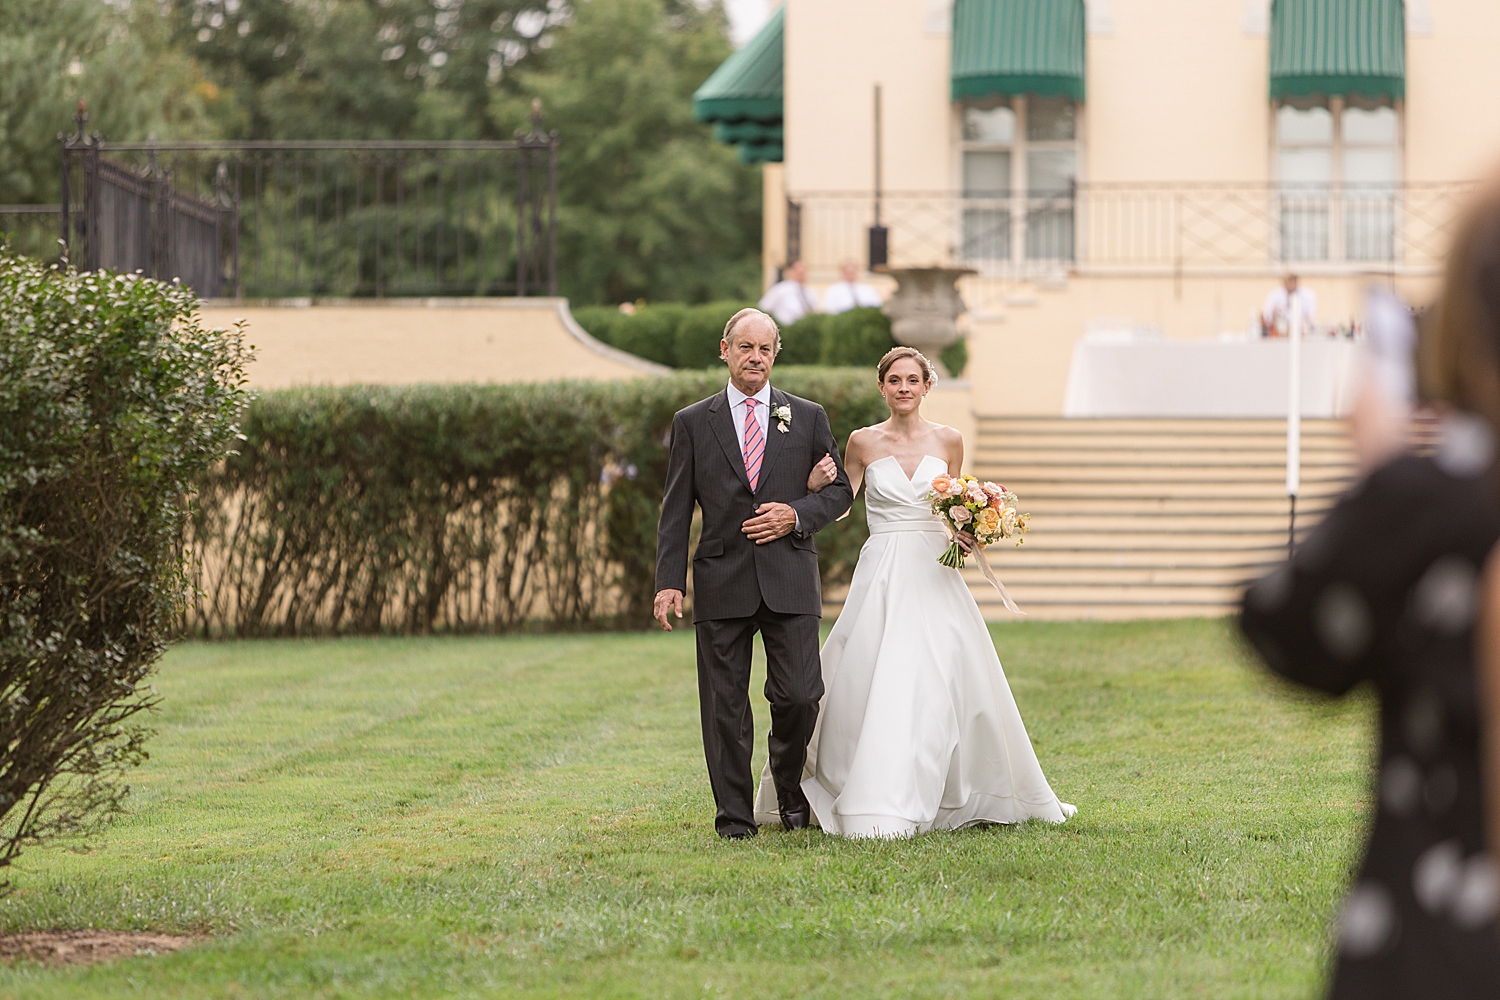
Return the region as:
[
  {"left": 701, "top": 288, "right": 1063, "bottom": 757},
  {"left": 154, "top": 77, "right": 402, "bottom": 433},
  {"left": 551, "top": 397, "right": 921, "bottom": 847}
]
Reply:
[{"left": 697, "top": 0, "right": 1498, "bottom": 415}]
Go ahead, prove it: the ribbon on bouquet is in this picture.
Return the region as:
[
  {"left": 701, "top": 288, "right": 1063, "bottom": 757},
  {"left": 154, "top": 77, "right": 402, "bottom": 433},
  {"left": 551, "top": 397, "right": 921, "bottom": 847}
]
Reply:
[{"left": 945, "top": 525, "right": 1025, "bottom": 616}]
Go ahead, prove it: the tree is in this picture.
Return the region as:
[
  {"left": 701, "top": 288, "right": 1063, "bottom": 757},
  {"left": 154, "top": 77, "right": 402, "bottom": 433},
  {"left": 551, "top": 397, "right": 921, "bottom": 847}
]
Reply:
[
  {"left": 172, "top": 0, "right": 564, "bottom": 140},
  {"left": 0, "top": 253, "right": 251, "bottom": 872},
  {"left": 493, "top": 0, "right": 762, "bottom": 305},
  {"left": 0, "top": 0, "right": 219, "bottom": 203}
]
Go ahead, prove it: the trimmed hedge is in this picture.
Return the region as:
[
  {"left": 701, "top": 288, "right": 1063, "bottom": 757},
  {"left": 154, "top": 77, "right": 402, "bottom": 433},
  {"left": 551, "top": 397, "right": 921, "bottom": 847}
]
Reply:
[
  {"left": 573, "top": 302, "right": 970, "bottom": 377},
  {"left": 185, "top": 370, "right": 888, "bottom": 636}
]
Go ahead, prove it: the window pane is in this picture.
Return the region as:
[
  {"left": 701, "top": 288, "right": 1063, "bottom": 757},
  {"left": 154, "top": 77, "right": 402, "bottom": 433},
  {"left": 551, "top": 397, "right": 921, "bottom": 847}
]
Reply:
[
  {"left": 1279, "top": 148, "right": 1332, "bottom": 185},
  {"left": 1027, "top": 149, "right": 1076, "bottom": 194},
  {"left": 962, "top": 208, "right": 1011, "bottom": 263},
  {"left": 1347, "top": 202, "right": 1395, "bottom": 261},
  {"left": 1344, "top": 147, "right": 1398, "bottom": 186},
  {"left": 1276, "top": 105, "right": 1332, "bottom": 144},
  {"left": 1281, "top": 203, "right": 1329, "bottom": 261},
  {"left": 1344, "top": 105, "right": 1398, "bottom": 144},
  {"left": 963, "top": 151, "right": 1011, "bottom": 195},
  {"left": 1027, "top": 206, "right": 1074, "bottom": 261},
  {"left": 962, "top": 105, "right": 1016, "bottom": 143},
  {"left": 1026, "top": 97, "right": 1076, "bottom": 141}
]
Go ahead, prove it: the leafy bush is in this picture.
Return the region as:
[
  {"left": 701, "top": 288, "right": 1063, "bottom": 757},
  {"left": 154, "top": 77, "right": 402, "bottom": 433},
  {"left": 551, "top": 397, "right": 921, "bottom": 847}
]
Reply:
[
  {"left": 0, "top": 253, "right": 250, "bottom": 873},
  {"left": 940, "top": 337, "right": 969, "bottom": 380},
  {"left": 820, "top": 307, "right": 896, "bottom": 367},
  {"left": 185, "top": 370, "right": 887, "bottom": 637},
  {"left": 777, "top": 313, "right": 829, "bottom": 366},
  {"left": 574, "top": 302, "right": 969, "bottom": 377}
]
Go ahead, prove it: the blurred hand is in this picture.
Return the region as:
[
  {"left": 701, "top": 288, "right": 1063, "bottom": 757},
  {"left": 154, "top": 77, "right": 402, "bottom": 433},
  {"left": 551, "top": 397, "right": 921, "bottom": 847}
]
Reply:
[
  {"left": 742, "top": 502, "right": 797, "bottom": 544},
  {"left": 653, "top": 589, "right": 684, "bottom": 631},
  {"left": 956, "top": 532, "right": 975, "bottom": 555},
  {"left": 806, "top": 454, "right": 837, "bottom": 493}
]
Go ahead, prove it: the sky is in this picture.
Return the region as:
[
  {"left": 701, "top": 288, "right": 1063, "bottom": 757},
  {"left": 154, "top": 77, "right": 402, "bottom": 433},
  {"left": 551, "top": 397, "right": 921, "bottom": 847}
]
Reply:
[{"left": 724, "top": 0, "right": 772, "bottom": 46}]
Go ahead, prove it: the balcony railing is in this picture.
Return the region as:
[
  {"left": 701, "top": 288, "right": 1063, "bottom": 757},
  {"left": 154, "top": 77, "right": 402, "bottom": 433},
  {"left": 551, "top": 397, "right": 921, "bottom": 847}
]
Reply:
[{"left": 788, "top": 182, "right": 1475, "bottom": 280}]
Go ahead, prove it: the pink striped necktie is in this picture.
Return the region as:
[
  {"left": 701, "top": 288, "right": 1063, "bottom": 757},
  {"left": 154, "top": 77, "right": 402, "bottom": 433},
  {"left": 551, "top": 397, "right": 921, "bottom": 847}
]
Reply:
[{"left": 742, "top": 398, "right": 764, "bottom": 491}]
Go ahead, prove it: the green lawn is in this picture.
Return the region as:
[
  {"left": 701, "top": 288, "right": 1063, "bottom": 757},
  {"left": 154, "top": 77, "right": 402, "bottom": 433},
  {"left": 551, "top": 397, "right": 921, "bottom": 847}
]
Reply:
[{"left": 0, "top": 620, "right": 1372, "bottom": 999}]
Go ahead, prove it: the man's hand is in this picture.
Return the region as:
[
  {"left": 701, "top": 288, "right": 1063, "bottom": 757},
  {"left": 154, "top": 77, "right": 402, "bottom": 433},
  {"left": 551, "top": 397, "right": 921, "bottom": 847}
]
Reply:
[
  {"left": 742, "top": 502, "right": 798, "bottom": 544},
  {"left": 653, "top": 589, "right": 684, "bottom": 631},
  {"left": 806, "top": 454, "right": 838, "bottom": 493}
]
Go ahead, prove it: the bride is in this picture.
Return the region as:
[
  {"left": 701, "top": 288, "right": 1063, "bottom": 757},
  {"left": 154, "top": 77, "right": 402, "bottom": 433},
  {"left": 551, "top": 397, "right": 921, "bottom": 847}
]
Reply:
[{"left": 753, "top": 347, "right": 1075, "bottom": 838}]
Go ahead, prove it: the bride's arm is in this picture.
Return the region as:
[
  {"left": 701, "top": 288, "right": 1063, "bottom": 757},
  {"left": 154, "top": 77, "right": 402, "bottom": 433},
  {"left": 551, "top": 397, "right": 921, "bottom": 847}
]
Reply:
[
  {"left": 942, "top": 426, "right": 973, "bottom": 551},
  {"left": 834, "top": 431, "right": 868, "bottom": 520},
  {"left": 943, "top": 425, "right": 965, "bottom": 477}
]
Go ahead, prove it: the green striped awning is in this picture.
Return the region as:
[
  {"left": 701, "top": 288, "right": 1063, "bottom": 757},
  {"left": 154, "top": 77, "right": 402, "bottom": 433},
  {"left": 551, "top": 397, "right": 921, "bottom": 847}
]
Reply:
[
  {"left": 693, "top": 5, "right": 783, "bottom": 125},
  {"left": 951, "top": 0, "right": 1086, "bottom": 103},
  {"left": 1270, "top": 0, "right": 1405, "bottom": 101}
]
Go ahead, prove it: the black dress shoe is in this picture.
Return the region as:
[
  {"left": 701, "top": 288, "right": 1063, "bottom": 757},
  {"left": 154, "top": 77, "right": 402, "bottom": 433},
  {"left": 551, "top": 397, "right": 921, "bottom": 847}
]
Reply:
[
  {"left": 777, "top": 786, "right": 812, "bottom": 830},
  {"left": 719, "top": 825, "right": 757, "bottom": 840}
]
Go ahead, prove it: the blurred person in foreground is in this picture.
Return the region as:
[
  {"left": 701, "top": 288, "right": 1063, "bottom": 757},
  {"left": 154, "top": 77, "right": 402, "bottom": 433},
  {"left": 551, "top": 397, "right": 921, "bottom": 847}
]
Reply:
[
  {"left": 1239, "top": 191, "right": 1500, "bottom": 996},
  {"left": 758, "top": 260, "right": 817, "bottom": 326},
  {"left": 820, "top": 261, "right": 883, "bottom": 315}
]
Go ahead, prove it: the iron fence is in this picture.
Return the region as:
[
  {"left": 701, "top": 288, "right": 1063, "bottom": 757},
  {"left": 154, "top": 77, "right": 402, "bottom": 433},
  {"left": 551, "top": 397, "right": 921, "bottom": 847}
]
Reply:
[
  {"left": 0, "top": 205, "right": 64, "bottom": 263},
  {"left": 59, "top": 112, "right": 558, "bottom": 299},
  {"left": 787, "top": 182, "right": 1475, "bottom": 281}
]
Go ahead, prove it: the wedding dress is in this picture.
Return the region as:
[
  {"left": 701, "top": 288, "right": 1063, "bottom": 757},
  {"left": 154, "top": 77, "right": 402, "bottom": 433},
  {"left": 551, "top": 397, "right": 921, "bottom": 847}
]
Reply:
[{"left": 753, "top": 454, "right": 1076, "bottom": 838}]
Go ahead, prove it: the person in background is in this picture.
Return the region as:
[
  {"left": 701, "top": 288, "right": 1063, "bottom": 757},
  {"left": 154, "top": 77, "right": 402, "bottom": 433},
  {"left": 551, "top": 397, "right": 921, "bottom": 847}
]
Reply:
[
  {"left": 821, "top": 260, "right": 883, "bottom": 315},
  {"left": 1238, "top": 187, "right": 1500, "bottom": 997},
  {"left": 758, "top": 260, "right": 817, "bottom": 326},
  {"left": 1261, "top": 272, "right": 1318, "bottom": 337}
]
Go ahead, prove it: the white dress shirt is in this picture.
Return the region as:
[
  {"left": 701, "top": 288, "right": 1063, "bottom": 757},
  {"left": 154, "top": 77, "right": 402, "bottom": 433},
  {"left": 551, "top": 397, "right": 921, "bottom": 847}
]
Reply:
[
  {"left": 726, "top": 380, "right": 772, "bottom": 443},
  {"left": 1261, "top": 286, "right": 1318, "bottom": 333},
  {"left": 758, "top": 280, "right": 818, "bottom": 326},
  {"left": 821, "top": 280, "right": 883, "bottom": 315},
  {"left": 726, "top": 380, "right": 801, "bottom": 532}
]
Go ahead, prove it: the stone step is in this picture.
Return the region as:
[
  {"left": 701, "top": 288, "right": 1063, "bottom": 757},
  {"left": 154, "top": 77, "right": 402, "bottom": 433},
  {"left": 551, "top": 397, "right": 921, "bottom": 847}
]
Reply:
[
  {"left": 1007, "top": 494, "right": 1334, "bottom": 515},
  {"left": 976, "top": 546, "right": 1290, "bottom": 569},
  {"left": 973, "top": 480, "right": 1342, "bottom": 500},
  {"left": 971, "top": 581, "right": 1247, "bottom": 607},
  {"left": 1016, "top": 511, "right": 1323, "bottom": 532},
  {"left": 974, "top": 463, "right": 1353, "bottom": 483},
  {"left": 964, "top": 564, "right": 1270, "bottom": 587}
]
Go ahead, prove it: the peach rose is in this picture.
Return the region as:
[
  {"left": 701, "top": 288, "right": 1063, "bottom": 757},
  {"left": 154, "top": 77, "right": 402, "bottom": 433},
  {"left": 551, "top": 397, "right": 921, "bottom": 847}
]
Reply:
[
  {"left": 931, "top": 474, "right": 953, "bottom": 496},
  {"left": 979, "top": 506, "right": 1001, "bottom": 532}
]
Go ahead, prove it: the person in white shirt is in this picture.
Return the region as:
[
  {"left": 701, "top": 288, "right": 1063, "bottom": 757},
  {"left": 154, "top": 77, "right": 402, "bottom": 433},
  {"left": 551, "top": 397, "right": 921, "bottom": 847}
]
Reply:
[
  {"left": 1261, "top": 273, "right": 1317, "bottom": 337},
  {"left": 758, "top": 260, "right": 817, "bottom": 326},
  {"left": 820, "top": 261, "right": 883, "bottom": 315}
]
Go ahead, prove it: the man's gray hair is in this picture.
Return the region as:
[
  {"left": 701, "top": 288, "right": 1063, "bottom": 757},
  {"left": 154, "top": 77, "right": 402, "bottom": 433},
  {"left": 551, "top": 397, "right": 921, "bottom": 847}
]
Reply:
[{"left": 721, "top": 307, "right": 782, "bottom": 354}]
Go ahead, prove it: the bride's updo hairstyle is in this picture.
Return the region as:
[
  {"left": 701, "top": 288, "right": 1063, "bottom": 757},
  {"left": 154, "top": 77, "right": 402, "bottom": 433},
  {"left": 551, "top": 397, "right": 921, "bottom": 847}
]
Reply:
[{"left": 877, "top": 346, "right": 938, "bottom": 385}]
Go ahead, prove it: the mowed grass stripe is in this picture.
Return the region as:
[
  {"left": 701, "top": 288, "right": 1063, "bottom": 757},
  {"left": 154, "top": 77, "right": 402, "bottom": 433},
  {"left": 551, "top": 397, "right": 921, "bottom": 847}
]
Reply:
[{"left": 0, "top": 622, "right": 1371, "bottom": 999}]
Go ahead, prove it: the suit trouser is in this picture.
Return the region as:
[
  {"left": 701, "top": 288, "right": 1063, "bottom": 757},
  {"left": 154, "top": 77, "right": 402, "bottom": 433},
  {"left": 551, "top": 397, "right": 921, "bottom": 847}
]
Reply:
[{"left": 695, "top": 602, "right": 823, "bottom": 835}]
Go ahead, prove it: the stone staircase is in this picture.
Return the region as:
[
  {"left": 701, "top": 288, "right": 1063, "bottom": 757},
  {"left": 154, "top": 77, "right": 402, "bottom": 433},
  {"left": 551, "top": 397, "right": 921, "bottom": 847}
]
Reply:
[{"left": 960, "top": 417, "right": 1356, "bottom": 620}]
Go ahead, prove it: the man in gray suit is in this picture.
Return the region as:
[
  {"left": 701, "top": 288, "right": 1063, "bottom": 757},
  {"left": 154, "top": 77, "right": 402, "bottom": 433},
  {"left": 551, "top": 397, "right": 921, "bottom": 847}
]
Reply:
[{"left": 654, "top": 308, "right": 854, "bottom": 839}]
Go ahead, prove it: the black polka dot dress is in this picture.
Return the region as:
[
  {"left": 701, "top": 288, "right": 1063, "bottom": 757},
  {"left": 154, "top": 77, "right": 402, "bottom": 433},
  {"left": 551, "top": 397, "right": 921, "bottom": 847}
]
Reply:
[{"left": 1240, "top": 450, "right": 1500, "bottom": 998}]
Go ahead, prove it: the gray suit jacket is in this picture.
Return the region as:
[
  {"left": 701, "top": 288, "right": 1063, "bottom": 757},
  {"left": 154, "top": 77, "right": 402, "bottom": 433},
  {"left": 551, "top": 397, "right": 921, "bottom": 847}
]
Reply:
[{"left": 654, "top": 386, "right": 854, "bottom": 620}]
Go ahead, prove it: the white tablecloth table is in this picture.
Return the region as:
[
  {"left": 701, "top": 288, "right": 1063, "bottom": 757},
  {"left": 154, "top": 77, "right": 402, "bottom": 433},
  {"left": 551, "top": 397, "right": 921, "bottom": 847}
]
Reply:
[{"left": 1062, "top": 337, "right": 1359, "bottom": 418}]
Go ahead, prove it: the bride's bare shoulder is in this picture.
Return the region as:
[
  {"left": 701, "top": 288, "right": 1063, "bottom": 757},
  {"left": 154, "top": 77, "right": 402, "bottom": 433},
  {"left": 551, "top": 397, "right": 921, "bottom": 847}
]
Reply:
[
  {"left": 929, "top": 423, "right": 964, "bottom": 447},
  {"left": 846, "top": 424, "right": 885, "bottom": 457}
]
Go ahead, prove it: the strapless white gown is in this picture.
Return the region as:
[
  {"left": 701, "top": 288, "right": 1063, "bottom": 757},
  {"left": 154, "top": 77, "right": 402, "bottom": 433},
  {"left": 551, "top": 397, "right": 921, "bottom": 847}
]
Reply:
[{"left": 753, "top": 454, "right": 1076, "bottom": 838}]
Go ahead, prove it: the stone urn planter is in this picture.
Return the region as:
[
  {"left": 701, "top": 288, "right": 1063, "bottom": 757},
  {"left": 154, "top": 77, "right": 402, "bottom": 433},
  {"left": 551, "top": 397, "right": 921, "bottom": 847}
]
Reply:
[{"left": 877, "top": 265, "right": 976, "bottom": 377}]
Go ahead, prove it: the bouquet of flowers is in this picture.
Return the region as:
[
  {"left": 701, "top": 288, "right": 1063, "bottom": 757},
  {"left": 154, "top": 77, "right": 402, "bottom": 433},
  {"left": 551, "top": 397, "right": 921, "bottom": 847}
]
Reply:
[{"left": 926, "top": 473, "right": 1029, "bottom": 570}]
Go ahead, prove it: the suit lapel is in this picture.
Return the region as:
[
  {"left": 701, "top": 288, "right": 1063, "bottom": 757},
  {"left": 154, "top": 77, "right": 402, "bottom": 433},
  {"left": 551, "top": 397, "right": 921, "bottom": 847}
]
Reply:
[
  {"left": 708, "top": 389, "right": 753, "bottom": 493},
  {"left": 755, "top": 388, "right": 790, "bottom": 496}
]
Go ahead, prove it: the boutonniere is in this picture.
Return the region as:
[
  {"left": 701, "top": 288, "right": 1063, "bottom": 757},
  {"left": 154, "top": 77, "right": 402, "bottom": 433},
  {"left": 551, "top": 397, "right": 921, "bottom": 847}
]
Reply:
[{"left": 773, "top": 403, "right": 792, "bottom": 433}]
